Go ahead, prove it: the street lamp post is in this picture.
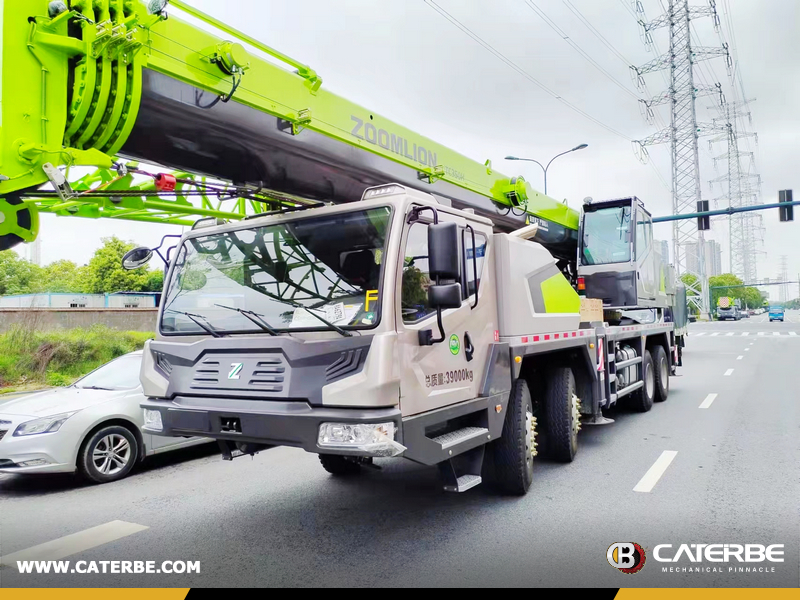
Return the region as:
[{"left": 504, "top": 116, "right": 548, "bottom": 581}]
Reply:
[{"left": 505, "top": 144, "right": 588, "bottom": 196}]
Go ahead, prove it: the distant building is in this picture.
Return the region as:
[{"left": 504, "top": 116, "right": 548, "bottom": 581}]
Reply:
[
  {"left": 0, "top": 293, "right": 159, "bottom": 309},
  {"left": 685, "top": 240, "right": 722, "bottom": 277},
  {"left": 657, "top": 240, "right": 670, "bottom": 264}
]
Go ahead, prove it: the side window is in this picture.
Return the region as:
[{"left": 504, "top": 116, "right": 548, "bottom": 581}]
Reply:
[
  {"left": 463, "top": 230, "right": 487, "bottom": 299},
  {"left": 636, "top": 212, "right": 652, "bottom": 260},
  {"left": 401, "top": 223, "right": 435, "bottom": 323}
]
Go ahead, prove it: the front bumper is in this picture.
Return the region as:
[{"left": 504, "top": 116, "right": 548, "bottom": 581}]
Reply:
[
  {"left": 141, "top": 396, "right": 402, "bottom": 456},
  {"left": 0, "top": 416, "right": 77, "bottom": 474}
]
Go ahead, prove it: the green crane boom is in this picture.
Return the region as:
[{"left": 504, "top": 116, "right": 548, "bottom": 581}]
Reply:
[{"left": 0, "top": 0, "right": 580, "bottom": 258}]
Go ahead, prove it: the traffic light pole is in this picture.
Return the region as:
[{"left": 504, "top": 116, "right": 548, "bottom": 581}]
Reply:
[{"left": 652, "top": 199, "right": 800, "bottom": 223}]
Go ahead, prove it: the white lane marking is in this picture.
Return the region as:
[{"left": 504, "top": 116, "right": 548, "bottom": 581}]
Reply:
[
  {"left": 758, "top": 332, "right": 766, "bottom": 336},
  {"left": 737, "top": 355, "right": 743, "bottom": 360},
  {"left": 773, "top": 332, "right": 780, "bottom": 336},
  {"left": 699, "top": 393, "right": 718, "bottom": 409},
  {"left": 0, "top": 521, "right": 149, "bottom": 566},
  {"left": 742, "top": 332, "right": 749, "bottom": 336},
  {"left": 724, "top": 369, "right": 734, "bottom": 376},
  {"left": 745, "top": 348, "right": 750, "bottom": 352},
  {"left": 726, "top": 332, "right": 735, "bottom": 337},
  {"left": 634, "top": 451, "right": 678, "bottom": 493},
  {"left": 695, "top": 332, "right": 707, "bottom": 337},
  {"left": 790, "top": 332, "right": 797, "bottom": 336},
  {"left": 711, "top": 333, "right": 721, "bottom": 337}
]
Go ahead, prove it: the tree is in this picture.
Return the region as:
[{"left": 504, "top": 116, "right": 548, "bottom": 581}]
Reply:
[
  {"left": 0, "top": 251, "right": 42, "bottom": 295},
  {"left": 709, "top": 273, "right": 744, "bottom": 308},
  {"left": 83, "top": 237, "right": 152, "bottom": 294},
  {"left": 42, "top": 260, "right": 89, "bottom": 293}
]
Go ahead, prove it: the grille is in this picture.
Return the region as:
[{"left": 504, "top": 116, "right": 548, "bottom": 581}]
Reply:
[
  {"left": 249, "top": 359, "right": 285, "bottom": 391},
  {"left": 0, "top": 430, "right": 7, "bottom": 442},
  {"left": 191, "top": 359, "right": 220, "bottom": 389}
]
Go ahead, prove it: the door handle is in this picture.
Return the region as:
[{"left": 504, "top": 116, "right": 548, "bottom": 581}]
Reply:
[{"left": 464, "top": 332, "right": 474, "bottom": 362}]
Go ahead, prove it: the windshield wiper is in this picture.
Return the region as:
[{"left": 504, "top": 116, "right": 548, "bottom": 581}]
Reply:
[
  {"left": 165, "top": 310, "right": 225, "bottom": 338},
  {"left": 78, "top": 386, "right": 114, "bottom": 391},
  {"left": 214, "top": 304, "right": 280, "bottom": 336},
  {"left": 285, "top": 300, "right": 353, "bottom": 338}
]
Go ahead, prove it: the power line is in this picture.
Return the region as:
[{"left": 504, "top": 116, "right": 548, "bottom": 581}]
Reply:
[
  {"left": 523, "top": 1, "right": 642, "bottom": 101},
  {"left": 423, "top": 0, "right": 632, "bottom": 140},
  {"left": 563, "top": 0, "right": 634, "bottom": 66}
]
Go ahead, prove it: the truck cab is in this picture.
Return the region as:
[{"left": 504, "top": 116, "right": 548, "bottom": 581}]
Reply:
[{"left": 578, "top": 197, "right": 668, "bottom": 309}]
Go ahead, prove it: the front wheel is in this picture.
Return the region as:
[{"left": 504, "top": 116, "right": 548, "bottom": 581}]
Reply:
[
  {"left": 78, "top": 425, "right": 138, "bottom": 484},
  {"left": 319, "top": 454, "right": 363, "bottom": 476},
  {"left": 488, "top": 379, "right": 535, "bottom": 495}
]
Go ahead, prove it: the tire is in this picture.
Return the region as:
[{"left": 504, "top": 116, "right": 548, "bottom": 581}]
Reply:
[
  {"left": 628, "top": 350, "right": 655, "bottom": 413},
  {"left": 543, "top": 367, "right": 579, "bottom": 463},
  {"left": 490, "top": 378, "right": 535, "bottom": 495},
  {"left": 318, "top": 454, "right": 362, "bottom": 476},
  {"left": 652, "top": 345, "right": 670, "bottom": 403},
  {"left": 78, "top": 425, "right": 138, "bottom": 484}
]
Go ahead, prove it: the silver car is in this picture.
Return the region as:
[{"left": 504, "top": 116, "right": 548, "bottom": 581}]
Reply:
[{"left": 0, "top": 352, "right": 209, "bottom": 484}]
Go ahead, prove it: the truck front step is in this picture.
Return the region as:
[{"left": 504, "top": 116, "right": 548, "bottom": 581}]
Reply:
[
  {"left": 432, "top": 426, "right": 489, "bottom": 450},
  {"left": 443, "top": 474, "right": 482, "bottom": 493},
  {"left": 581, "top": 414, "right": 615, "bottom": 426},
  {"left": 438, "top": 445, "right": 485, "bottom": 493}
]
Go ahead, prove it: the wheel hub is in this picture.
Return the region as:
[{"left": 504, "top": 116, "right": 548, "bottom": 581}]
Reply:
[
  {"left": 92, "top": 434, "right": 131, "bottom": 476},
  {"left": 525, "top": 411, "right": 538, "bottom": 460},
  {"left": 571, "top": 394, "right": 582, "bottom": 434}
]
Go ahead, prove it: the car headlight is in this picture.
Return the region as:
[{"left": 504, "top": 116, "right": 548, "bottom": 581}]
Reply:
[{"left": 13, "top": 412, "right": 78, "bottom": 437}]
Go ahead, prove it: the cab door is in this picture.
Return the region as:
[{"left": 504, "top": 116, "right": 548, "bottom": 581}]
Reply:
[
  {"left": 394, "top": 206, "right": 498, "bottom": 417},
  {"left": 635, "top": 207, "right": 657, "bottom": 301}
]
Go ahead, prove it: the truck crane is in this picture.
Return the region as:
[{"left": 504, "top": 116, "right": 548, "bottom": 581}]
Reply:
[{"left": 2, "top": 0, "right": 687, "bottom": 494}]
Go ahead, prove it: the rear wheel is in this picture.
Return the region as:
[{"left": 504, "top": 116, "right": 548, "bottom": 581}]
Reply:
[
  {"left": 628, "top": 350, "right": 655, "bottom": 413},
  {"left": 318, "top": 454, "right": 362, "bottom": 476},
  {"left": 653, "top": 345, "right": 669, "bottom": 402},
  {"left": 490, "top": 379, "right": 535, "bottom": 495},
  {"left": 543, "top": 367, "right": 580, "bottom": 463},
  {"left": 78, "top": 425, "right": 138, "bottom": 484}
]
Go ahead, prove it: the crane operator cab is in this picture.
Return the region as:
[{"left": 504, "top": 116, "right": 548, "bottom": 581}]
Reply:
[{"left": 578, "top": 197, "right": 670, "bottom": 310}]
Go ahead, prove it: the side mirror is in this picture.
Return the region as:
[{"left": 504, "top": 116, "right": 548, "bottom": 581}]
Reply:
[
  {"left": 428, "top": 283, "right": 462, "bottom": 310},
  {"left": 122, "top": 247, "right": 154, "bottom": 270},
  {"left": 428, "top": 222, "right": 459, "bottom": 279}
]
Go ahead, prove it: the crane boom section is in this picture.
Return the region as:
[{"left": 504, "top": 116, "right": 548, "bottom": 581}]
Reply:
[{"left": 0, "top": 0, "right": 579, "bottom": 253}]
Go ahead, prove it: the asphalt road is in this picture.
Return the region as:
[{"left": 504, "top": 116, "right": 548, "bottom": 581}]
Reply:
[{"left": 1, "top": 316, "right": 798, "bottom": 588}]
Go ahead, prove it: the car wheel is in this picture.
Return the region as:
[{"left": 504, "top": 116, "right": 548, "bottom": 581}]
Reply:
[
  {"left": 488, "top": 378, "right": 536, "bottom": 495},
  {"left": 318, "top": 454, "right": 363, "bottom": 476},
  {"left": 78, "top": 425, "right": 138, "bottom": 484}
]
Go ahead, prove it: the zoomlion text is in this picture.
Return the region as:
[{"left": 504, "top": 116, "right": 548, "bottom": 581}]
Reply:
[{"left": 16, "top": 560, "right": 200, "bottom": 575}]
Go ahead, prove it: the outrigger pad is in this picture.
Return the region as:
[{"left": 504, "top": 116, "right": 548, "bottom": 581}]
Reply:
[{"left": 0, "top": 196, "right": 39, "bottom": 251}]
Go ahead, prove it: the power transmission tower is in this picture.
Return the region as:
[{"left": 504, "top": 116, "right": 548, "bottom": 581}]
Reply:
[
  {"left": 631, "top": 0, "right": 731, "bottom": 318},
  {"left": 779, "top": 255, "right": 789, "bottom": 303},
  {"left": 708, "top": 99, "right": 762, "bottom": 282}
]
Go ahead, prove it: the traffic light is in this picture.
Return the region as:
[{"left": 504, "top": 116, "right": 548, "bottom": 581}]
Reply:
[
  {"left": 779, "top": 190, "right": 794, "bottom": 222},
  {"left": 697, "top": 200, "right": 710, "bottom": 231}
]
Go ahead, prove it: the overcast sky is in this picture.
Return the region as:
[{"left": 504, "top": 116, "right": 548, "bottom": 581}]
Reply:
[{"left": 21, "top": 0, "right": 799, "bottom": 298}]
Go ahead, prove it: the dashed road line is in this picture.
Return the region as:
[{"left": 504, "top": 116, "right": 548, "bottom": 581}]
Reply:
[
  {"left": 699, "top": 393, "right": 718, "bottom": 409},
  {"left": 726, "top": 332, "right": 735, "bottom": 336},
  {"left": 634, "top": 451, "right": 678, "bottom": 493},
  {"left": 724, "top": 369, "right": 734, "bottom": 376},
  {"left": 695, "top": 332, "right": 707, "bottom": 337},
  {"left": 737, "top": 355, "right": 743, "bottom": 360},
  {"left": 0, "top": 521, "right": 149, "bottom": 567},
  {"left": 745, "top": 348, "right": 750, "bottom": 351},
  {"left": 711, "top": 333, "right": 721, "bottom": 337},
  {"left": 742, "top": 332, "right": 749, "bottom": 336}
]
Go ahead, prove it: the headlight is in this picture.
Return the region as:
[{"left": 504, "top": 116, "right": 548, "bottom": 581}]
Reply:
[
  {"left": 318, "top": 422, "right": 406, "bottom": 457},
  {"left": 13, "top": 412, "right": 78, "bottom": 437},
  {"left": 143, "top": 409, "right": 163, "bottom": 432}
]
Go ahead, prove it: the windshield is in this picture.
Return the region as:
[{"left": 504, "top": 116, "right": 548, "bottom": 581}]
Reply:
[
  {"left": 161, "top": 207, "right": 392, "bottom": 336},
  {"left": 581, "top": 206, "right": 632, "bottom": 266},
  {"left": 75, "top": 354, "right": 143, "bottom": 390},
  {"left": 770, "top": 306, "right": 784, "bottom": 312}
]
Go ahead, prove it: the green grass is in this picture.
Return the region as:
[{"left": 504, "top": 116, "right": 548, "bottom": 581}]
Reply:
[{"left": 0, "top": 325, "right": 153, "bottom": 391}]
